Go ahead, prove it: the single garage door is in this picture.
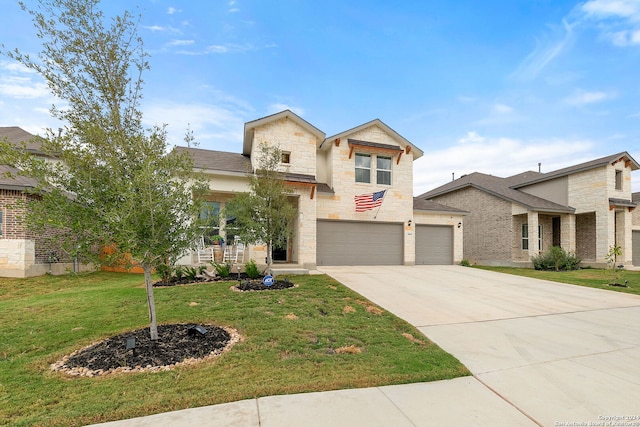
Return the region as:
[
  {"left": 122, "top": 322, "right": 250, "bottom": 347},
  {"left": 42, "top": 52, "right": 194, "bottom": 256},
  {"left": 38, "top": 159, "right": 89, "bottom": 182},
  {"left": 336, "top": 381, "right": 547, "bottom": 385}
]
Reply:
[
  {"left": 415, "top": 225, "right": 453, "bottom": 265},
  {"left": 633, "top": 230, "right": 640, "bottom": 267},
  {"left": 317, "top": 220, "right": 403, "bottom": 266}
]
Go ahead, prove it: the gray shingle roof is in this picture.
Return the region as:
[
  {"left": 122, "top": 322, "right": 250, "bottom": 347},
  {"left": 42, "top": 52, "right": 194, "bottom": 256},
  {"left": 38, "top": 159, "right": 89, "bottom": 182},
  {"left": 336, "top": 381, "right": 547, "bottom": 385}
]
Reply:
[
  {"left": 511, "top": 152, "right": 639, "bottom": 188},
  {"left": 0, "top": 126, "right": 45, "bottom": 154},
  {"left": 419, "top": 172, "right": 575, "bottom": 213},
  {"left": 175, "top": 146, "right": 252, "bottom": 174},
  {"left": 0, "top": 164, "right": 39, "bottom": 190},
  {"left": 633, "top": 192, "right": 640, "bottom": 204},
  {"left": 419, "top": 152, "right": 640, "bottom": 214},
  {"left": 413, "top": 197, "right": 468, "bottom": 214}
]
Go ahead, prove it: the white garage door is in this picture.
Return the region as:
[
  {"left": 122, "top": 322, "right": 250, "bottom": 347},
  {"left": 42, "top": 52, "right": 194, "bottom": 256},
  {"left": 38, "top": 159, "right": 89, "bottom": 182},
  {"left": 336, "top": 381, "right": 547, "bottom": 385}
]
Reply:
[
  {"left": 633, "top": 230, "right": 640, "bottom": 267},
  {"left": 415, "top": 225, "right": 453, "bottom": 265},
  {"left": 317, "top": 220, "right": 403, "bottom": 266}
]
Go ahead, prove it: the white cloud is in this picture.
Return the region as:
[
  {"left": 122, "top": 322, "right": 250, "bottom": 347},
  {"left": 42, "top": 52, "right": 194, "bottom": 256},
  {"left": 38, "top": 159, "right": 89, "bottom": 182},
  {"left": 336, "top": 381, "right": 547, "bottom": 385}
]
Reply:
[
  {"left": 414, "top": 132, "right": 595, "bottom": 195},
  {"left": 581, "top": 0, "right": 640, "bottom": 21},
  {"left": 493, "top": 103, "right": 513, "bottom": 114},
  {"left": 563, "top": 89, "right": 615, "bottom": 105},
  {"left": 167, "top": 7, "right": 181, "bottom": 15},
  {"left": 511, "top": 19, "right": 576, "bottom": 80},
  {"left": 167, "top": 39, "right": 195, "bottom": 47},
  {"left": 0, "top": 61, "right": 50, "bottom": 99},
  {"left": 142, "top": 101, "right": 250, "bottom": 150}
]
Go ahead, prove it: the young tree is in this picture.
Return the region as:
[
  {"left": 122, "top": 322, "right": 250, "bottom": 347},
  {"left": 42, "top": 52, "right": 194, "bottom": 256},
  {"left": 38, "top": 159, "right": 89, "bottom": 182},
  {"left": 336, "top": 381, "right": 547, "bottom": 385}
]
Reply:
[
  {"left": 225, "top": 143, "right": 297, "bottom": 274},
  {"left": 0, "top": 0, "right": 208, "bottom": 340}
]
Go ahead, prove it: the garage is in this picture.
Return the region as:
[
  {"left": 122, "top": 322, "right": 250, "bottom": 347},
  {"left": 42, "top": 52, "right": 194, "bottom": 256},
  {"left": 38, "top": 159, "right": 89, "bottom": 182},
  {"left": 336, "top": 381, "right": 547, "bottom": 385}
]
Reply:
[
  {"left": 634, "top": 230, "right": 640, "bottom": 267},
  {"left": 316, "top": 220, "right": 403, "bottom": 266},
  {"left": 415, "top": 224, "right": 453, "bottom": 265}
]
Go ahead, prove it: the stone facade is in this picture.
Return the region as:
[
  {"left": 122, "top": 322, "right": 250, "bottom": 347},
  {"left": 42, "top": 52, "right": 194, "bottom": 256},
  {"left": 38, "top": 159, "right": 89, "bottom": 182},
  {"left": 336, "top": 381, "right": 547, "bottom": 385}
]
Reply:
[{"left": 187, "top": 110, "right": 465, "bottom": 270}]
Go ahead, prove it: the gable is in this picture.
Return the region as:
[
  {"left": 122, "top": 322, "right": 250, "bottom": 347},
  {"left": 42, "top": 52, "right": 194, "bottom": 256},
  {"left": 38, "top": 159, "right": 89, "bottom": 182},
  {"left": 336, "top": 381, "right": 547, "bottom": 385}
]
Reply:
[{"left": 321, "top": 119, "right": 423, "bottom": 160}]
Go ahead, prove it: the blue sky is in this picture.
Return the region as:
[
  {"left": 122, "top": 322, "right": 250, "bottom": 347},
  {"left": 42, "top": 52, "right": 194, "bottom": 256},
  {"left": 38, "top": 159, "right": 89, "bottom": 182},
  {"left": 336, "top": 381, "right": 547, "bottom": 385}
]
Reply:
[{"left": 1, "top": 0, "right": 639, "bottom": 193}]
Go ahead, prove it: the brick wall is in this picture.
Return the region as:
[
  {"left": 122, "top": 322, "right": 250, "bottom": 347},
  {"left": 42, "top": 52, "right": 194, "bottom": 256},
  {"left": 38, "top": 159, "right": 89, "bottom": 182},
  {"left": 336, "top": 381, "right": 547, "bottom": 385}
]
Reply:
[
  {"left": 429, "top": 187, "right": 513, "bottom": 264},
  {"left": 0, "top": 189, "right": 29, "bottom": 239},
  {"left": 576, "top": 212, "right": 596, "bottom": 261}
]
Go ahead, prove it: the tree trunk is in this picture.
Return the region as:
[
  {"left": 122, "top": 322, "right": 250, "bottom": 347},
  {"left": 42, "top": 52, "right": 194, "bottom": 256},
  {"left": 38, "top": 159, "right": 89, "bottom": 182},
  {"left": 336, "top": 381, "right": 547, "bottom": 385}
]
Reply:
[
  {"left": 143, "top": 265, "right": 159, "bottom": 340},
  {"left": 266, "top": 240, "right": 273, "bottom": 275}
]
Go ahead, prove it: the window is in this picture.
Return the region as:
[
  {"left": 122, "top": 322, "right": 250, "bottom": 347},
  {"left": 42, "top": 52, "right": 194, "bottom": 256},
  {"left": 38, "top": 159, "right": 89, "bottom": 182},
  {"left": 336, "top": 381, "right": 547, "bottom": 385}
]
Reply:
[
  {"left": 522, "top": 224, "right": 542, "bottom": 250},
  {"left": 615, "top": 170, "right": 622, "bottom": 190},
  {"left": 200, "top": 201, "right": 221, "bottom": 245},
  {"left": 377, "top": 156, "right": 392, "bottom": 185},
  {"left": 355, "top": 153, "right": 392, "bottom": 185},
  {"left": 281, "top": 152, "right": 291, "bottom": 164},
  {"left": 355, "top": 153, "right": 371, "bottom": 183}
]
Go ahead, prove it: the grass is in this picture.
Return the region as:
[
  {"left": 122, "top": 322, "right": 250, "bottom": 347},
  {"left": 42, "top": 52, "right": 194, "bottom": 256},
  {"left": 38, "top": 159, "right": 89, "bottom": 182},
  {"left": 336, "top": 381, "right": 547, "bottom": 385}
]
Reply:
[
  {"left": 475, "top": 265, "right": 640, "bottom": 296},
  {"left": 0, "top": 272, "right": 468, "bottom": 426}
]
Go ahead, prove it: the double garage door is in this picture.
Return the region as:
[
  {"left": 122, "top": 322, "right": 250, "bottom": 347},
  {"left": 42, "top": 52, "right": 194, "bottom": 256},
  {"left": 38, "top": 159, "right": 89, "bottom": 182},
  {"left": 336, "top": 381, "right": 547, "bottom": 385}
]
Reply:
[{"left": 316, "top": 220, "right": 453, "bottom": 266}]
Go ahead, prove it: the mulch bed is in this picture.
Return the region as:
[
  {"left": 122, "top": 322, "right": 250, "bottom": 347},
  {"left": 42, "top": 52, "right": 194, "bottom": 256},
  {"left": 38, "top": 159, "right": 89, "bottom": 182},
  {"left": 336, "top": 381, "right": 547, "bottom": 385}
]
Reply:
[
  {"left": 234, "top": 278, "right": 296, "bottom": 291},
  {"left": 51, "top": 324, "right": 240, "bottom": 377}
]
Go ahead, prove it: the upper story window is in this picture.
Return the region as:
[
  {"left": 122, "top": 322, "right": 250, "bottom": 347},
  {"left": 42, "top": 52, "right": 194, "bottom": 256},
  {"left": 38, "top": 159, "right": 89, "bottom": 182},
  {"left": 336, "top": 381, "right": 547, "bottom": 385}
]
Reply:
[
  {"left": 615, "top": 170, "right": 622, "bottom": 190},
  {"left": 355, "top": 153, "right": 371, "bottom": 183},
  {"left": 281, "top": 152, "right": 291, "bottom": 164},
  {"left": 355, "top": 153, "right": 392, "bottom": 185},
  {"left": 377, "top": 156, "right": 392, "bottom": 185}
]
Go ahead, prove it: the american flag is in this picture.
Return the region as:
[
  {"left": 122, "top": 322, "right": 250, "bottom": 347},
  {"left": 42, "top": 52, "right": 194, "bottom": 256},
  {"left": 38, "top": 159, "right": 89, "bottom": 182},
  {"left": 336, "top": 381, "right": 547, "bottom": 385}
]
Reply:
[{"left": 354, "top": 190, "right": 386, "bottom": 212}]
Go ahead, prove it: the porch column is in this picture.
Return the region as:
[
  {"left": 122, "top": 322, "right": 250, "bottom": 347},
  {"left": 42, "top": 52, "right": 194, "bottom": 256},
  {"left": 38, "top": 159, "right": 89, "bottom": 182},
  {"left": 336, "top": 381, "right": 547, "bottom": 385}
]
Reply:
[
  {"left": 561, "top": 214, "right": 576, "bottom": 254},
  {"left": 527, "top": 211, "right": 540, "bottom": 259}
]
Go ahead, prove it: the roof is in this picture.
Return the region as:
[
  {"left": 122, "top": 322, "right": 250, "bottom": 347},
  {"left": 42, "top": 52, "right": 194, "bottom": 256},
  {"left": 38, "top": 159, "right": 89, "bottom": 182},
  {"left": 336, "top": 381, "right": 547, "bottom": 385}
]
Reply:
[
  {"left": 413, "top": 198, "right": 468, "bottom": 214},
  {"left": 419, "top": 172, "right": 575, "bottom": 213},
  {"left": 243, "top": 110, "right": 325, "bottom": 156},
  {"left": 0, "top": 164, "right": 39, "bottom": 190},
  {"left": 419, "top": 151, "right": 640, "bottom": 213},
  {"left": 0, "top": 126, "right": 45, "bottom": 154},
  {"left": 633, "top": 192, "right": 640, "bottom": 204},
  {"left": 511, "top": 152, "right": 640, "bottom": 189},
  {"left": 175, "top": 146, "right": 252, "bottom": 174},
  {"left": 321, "top": 118, "right": 424, "bottom": 159}
]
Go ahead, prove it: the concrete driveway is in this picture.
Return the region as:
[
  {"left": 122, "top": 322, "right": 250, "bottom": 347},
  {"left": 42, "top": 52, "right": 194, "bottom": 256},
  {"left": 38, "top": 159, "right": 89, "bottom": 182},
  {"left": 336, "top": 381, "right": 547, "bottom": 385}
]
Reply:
[{"left": 320, "top": 265, "right": 640, "bottom": 427}]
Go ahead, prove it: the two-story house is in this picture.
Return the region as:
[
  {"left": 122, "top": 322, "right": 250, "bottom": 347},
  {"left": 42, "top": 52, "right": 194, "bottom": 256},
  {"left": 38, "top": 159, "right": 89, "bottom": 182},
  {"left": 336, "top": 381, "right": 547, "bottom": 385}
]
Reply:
[
  {"left": 419, "top": 152, "right": 639, "bottom": 268},
  {"left": 176, "top": 110, "right": 467, "bottom": 271}
]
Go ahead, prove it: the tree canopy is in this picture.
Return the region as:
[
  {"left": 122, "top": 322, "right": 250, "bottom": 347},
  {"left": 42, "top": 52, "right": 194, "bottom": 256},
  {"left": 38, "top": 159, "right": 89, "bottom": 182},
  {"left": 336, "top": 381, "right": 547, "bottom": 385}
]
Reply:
[
  {"left": 0, "top": 0, "right": 208, "bottom": 339},
  {"left": 225, "top": 143, "right": 297, "bottom": 273}
]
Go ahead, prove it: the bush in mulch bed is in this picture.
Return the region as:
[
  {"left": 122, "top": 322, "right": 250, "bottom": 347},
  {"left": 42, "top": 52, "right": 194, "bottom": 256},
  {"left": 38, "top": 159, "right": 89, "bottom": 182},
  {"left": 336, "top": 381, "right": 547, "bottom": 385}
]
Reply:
[
  {"left": 52, "top": 324, "right": 234, "bottom": 376},
  {"left": 235, "top": 278, "right": 296, "bottom": 291}
]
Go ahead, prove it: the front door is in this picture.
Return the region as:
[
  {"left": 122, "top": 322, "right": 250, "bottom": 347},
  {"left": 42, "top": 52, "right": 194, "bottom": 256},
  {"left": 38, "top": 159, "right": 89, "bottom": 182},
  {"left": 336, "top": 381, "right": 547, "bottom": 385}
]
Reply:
[{"left": 552, "top": 217, "right": 561, "bottom": 247}]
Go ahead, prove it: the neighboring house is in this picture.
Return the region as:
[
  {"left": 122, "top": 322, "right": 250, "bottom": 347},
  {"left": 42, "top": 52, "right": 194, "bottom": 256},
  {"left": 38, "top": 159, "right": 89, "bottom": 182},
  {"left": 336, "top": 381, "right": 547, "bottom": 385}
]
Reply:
[
  {"left": 176, "top": 110, "right": 467, "bottom": 271},
  {"left": 419, "top": 152, "right": 639, "bottom": 268},
  {"left": 0, "top": 127, "right": 78, "bottom": 277}
]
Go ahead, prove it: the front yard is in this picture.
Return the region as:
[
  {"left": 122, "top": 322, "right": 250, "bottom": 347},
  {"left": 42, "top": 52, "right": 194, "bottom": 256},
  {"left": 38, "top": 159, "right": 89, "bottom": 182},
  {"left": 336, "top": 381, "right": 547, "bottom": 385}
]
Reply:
[
  {"left": 0, "top": 272, "right": 468, "bottom": 426},
  {"left": 476, "top": 266, "right": 640, "bottom": 296}
]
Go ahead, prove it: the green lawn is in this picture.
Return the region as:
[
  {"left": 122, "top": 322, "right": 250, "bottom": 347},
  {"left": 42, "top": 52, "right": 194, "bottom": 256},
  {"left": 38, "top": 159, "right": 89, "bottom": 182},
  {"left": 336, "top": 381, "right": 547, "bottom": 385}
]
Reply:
[
  {"left": 0, "top": 272, "right": 468, "bottom": 426},
  {"left": 475, "top": 265, "right": 640, "bottom": 296}
]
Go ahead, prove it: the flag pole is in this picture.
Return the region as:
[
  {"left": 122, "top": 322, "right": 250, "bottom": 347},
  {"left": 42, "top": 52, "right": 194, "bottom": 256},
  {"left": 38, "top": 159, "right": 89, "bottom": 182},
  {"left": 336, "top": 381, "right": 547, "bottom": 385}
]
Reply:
[{"left": 373, "top": 190, "right": 386, "bottom": 219}]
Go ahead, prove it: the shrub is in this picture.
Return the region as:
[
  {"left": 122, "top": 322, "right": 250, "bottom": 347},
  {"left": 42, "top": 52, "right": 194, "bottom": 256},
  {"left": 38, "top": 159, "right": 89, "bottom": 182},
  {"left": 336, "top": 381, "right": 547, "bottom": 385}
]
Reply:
[
  {"left": 245, "top": 259, "right": 260, "bottom": 279},
  {"left": 531, "top": 246, "right": 581, "bottom": 271},
  {"left": 212, "top": 262, "right": 231, "bottom": 278},
  {"left": 459, "top": 259, "right": 471, "bottom": 267},
  {"left": 184, "top": 266, "right": 199, "bottom": 282},
  {"left": 155, "top": 263, "right": 173, "bottom": 282}
]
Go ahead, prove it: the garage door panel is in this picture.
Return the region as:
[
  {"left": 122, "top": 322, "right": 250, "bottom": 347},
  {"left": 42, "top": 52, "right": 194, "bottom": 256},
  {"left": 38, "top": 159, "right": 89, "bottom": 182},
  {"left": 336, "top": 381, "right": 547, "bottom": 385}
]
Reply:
[
  {"left": 415, "top": 225, "right": 453, "bottom": 265},
  {"left": 317, "top": 221, "right": 403, "bottom": 266},
  {"left": 633, "top": 230, "right": 640, "bottom": 267}
]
